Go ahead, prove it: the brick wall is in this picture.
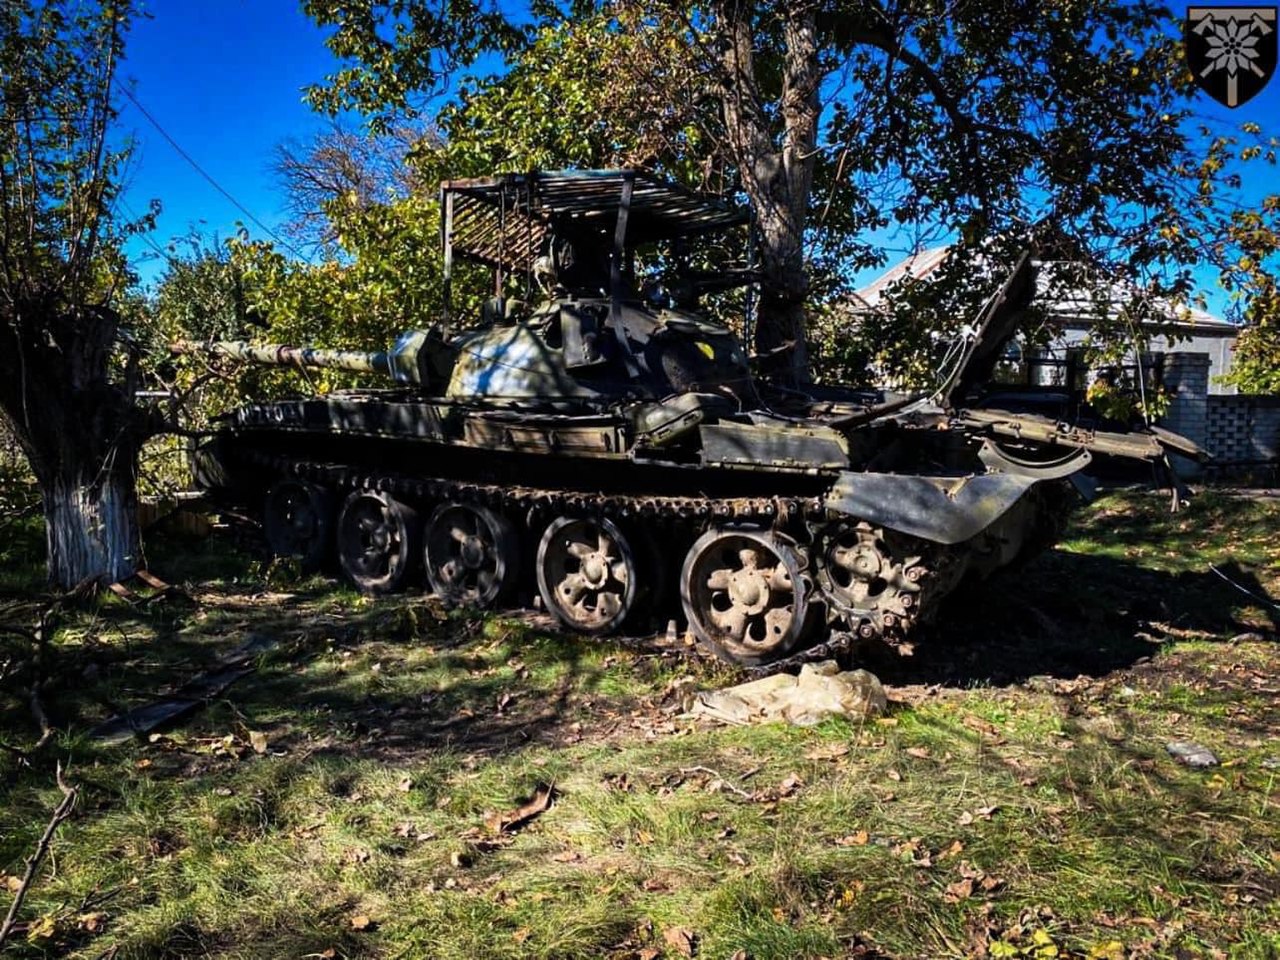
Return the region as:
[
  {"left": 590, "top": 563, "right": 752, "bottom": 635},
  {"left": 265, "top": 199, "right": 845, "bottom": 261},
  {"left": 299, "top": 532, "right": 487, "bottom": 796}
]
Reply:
[
  {"left": 1155, "top": 351, "right": 1280, "bottom": 483},
  {"left": 1204, "top": 395, "right": 1280, "bottom": 480}
]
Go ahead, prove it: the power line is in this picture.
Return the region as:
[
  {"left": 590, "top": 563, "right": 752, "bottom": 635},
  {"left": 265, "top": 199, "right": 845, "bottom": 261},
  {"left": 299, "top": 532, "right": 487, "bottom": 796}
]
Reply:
[
  {"left": 114, "top": 197, "right": 184, "bottom": 271},
  {"left": 114, "top": 82, "right": 311, "bottom": 263}
]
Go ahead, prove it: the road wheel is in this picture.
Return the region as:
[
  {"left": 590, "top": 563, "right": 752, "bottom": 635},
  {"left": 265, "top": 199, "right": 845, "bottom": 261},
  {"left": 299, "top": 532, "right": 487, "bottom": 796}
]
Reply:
[
  {"left": 263, "top": 480, "right": 332, "bottom": 572},
  {"left": 681, "top": 528, "right": 810, "bottom": 666},
  {"left": 337, "top": 490, "right": 420, "bottom": 594},
  {"left": 423, "top": 502, "right": 520, "bottom": 607},
  {"left": 536, "top": 515, "right": 638, "bottom": 635}
]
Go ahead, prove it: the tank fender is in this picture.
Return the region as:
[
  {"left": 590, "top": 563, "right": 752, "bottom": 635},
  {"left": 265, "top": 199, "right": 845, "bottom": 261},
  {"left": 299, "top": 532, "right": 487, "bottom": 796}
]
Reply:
[{"left": 823, "top": 472, "right": 1041, "bottom": 545}]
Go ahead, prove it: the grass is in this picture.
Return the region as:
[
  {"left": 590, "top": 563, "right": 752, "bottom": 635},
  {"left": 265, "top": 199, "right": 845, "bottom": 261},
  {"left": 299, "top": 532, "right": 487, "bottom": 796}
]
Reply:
[{"left": 0, "top": 490, "right": 1277, "bottom": 959}]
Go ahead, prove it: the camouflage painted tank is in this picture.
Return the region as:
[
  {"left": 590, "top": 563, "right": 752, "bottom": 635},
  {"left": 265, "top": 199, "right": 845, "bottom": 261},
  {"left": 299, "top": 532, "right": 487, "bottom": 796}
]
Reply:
[{"left": 179, "top": 170, "right": 1201, "bottom": 668}]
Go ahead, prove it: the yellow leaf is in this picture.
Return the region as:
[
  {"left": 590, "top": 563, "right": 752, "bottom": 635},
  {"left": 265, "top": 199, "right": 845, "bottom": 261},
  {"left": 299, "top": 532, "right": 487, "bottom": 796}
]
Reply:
[
  {"left": 1087, "top": 941, "right": 1127, "bottom": 960},
  {"left": 26, "top": 914, "right": 58, "bottom": 941}
]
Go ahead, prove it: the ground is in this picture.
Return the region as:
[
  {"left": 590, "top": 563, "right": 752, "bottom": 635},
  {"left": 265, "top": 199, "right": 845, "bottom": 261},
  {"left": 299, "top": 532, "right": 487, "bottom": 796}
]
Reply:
[{"left": 0, "top": 490, "right": 1278, "bottom": 959}]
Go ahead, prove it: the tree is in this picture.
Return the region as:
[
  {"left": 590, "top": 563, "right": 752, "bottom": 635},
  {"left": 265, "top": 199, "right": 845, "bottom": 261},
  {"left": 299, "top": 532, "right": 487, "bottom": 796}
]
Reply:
[
  {"left": 0, "top": 0, "right": 149, "bottom": 588},
  {"left": 274, "top": 119, "right": 439, "bottom": 253},
  {"left": 301, "top": 0, "right": 1242, "bottom": 386}
]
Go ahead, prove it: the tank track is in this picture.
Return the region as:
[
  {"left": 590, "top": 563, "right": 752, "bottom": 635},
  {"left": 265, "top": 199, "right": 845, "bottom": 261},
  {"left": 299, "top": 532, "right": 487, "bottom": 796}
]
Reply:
[{"left": 244, "top": 450, "right": 943, "bottom": 679}]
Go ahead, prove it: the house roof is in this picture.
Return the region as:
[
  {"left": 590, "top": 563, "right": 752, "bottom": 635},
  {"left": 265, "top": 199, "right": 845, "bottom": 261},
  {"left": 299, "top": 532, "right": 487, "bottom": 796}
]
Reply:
[{"left": 852, "top": 246, "right": 1237, "bottom": 335}]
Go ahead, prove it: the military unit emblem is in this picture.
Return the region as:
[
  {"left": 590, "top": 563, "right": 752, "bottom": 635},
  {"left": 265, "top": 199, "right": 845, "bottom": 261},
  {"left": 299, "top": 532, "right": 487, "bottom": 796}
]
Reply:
[{"left": 1185, "top": 6, "right": 1277, "bottom": 107}]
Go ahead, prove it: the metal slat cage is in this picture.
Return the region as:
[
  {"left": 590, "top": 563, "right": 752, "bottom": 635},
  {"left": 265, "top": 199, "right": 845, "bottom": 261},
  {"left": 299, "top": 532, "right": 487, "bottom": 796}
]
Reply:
[{"left": 440, "top": 169, "right": 747, "bottom": 274}]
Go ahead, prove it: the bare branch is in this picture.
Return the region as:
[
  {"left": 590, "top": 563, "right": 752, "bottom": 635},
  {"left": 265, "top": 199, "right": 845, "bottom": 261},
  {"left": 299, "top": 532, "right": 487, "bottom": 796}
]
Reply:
[{"left": 0, "top": 762, "right": 79, "bottom": 949}]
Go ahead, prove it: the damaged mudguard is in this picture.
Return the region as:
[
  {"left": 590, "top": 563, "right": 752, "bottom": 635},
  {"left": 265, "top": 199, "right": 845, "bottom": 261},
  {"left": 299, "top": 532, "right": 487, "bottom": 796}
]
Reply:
[{"left": 823, "top": 471, "right": 1042, "bottom": 545}]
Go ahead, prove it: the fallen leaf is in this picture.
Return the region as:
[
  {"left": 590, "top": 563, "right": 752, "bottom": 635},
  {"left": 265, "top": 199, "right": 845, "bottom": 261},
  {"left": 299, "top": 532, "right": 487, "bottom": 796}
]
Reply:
[
  {"left": 397, "top": 775, "right": 413, "bottom": 792},
  {"left": 1086, "top": 941, "right": 1126, "bottom": 960},
  {"left": 835, "top": 830, "right": 870, "bottom": 847},
  {"left": 805, "top": 743, "right": 851, "bottom": 761},
  {"left": 886, "top": 769, "right": 902, "bottom": 782},
  {"left": 944, "top": 878, "right": 974, "bottom": 902},
  {"left": 484, "top": 782, "right": 556, "bottom": 835},
  {"left": 635, "top": 829, "right": 655, "bottom": 846},
  {"left": 349, "top": 914, "right": 375, "bottom": 931},
  {"left": 940, "top": 839, "right": 964, "bottom": 859},
  {"left": 552, "top": 850, "right": 583, "bottom": 863},
  {"left": 76, "top": 911, "right": 107, "bottom": 933},
  {"left": 778, "top": 773, "right": 804, "bottom": 796},
  {"left": 249, "top": 730, "right": 268, "bottom": 754},
  {"left": 663, "top": 925, "right": 698, "bottom": 957},
  {"left": 905, "top": 746, "right": 931, "bottom": 760},
  {"left": 26, "top": 914, "right": 58, "bottom": 941}
]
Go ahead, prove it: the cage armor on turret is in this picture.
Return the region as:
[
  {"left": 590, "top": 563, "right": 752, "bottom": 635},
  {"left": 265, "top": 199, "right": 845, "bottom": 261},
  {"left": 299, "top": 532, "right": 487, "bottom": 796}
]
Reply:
[{"left": 175, "top": 169, "right": 1206, "bottom": 670}]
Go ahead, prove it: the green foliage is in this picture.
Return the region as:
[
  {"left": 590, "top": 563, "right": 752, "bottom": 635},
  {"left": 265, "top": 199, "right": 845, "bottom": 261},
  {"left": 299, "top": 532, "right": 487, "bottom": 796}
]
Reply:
[
  {"left": 422, "top": 11, "right": 714, "bottom": 184},
  {"left": 1217, "top": 192, "right": 1280, "bottom": 394},
  {"left": 159, "top": 190, "right": 494, "bottom": 424},
  {"left": 0, "top": 0, "right": 143, "bottom": 311},
  {"left": 298, "top": 0, "right": 1279, "bottom": 389}
]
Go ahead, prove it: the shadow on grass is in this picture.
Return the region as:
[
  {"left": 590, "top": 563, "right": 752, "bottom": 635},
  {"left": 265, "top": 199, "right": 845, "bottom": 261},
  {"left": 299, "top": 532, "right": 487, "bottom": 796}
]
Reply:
[{"left": 862, "top": 537, "right": 1276, "bottom": 689}]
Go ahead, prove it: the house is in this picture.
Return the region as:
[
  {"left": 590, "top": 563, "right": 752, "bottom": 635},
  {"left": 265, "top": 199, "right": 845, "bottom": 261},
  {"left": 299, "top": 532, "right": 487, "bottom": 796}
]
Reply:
[{"left": 851, "top": 247, "right": 1241, "bottom": 395}]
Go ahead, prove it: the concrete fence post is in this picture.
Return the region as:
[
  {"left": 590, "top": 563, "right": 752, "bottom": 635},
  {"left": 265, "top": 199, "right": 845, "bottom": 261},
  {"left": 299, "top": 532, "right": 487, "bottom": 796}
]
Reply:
[{"left": 1157, "top": 352, "right": 1211, "bottom": 478}]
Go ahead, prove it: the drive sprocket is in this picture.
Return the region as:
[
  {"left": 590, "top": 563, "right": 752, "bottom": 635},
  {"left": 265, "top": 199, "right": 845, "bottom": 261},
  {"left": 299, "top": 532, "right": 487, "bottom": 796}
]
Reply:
[{"left": 813, "top": 521, "right": 926, "bottom": 638}]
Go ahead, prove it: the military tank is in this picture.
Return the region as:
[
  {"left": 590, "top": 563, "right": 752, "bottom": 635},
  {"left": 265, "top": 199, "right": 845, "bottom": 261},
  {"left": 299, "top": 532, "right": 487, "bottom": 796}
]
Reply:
[{"left": 178, "top": 170, "right": 1201, "bottom": 669}]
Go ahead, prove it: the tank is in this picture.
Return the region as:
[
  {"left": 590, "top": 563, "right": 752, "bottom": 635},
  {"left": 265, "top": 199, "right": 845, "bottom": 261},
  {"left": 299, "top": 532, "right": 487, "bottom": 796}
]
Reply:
[{"left": 176, "top": 169, "right": 1204, "bottom": 670}]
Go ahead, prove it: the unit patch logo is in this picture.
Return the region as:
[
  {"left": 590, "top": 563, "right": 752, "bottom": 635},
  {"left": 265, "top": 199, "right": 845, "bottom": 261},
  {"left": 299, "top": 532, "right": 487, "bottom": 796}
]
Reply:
[{"left": 1185, "top": 6, "right": 1277, "bottom": 107}]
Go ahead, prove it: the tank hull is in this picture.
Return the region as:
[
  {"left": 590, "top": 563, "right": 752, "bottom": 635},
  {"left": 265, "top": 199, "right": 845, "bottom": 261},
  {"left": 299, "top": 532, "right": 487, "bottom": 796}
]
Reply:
[{"left": 196, "top": 392, "right": 1075, "bottom": 670}]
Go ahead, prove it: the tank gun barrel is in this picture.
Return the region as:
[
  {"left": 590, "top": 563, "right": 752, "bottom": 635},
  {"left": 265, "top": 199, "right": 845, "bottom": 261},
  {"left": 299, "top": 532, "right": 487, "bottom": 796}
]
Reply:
[
  {"left": 172, "top": 341, "right": 395, "bottom": 376},
  {"left": 171, "top": 331, "right": 441, "bottom": 387}
]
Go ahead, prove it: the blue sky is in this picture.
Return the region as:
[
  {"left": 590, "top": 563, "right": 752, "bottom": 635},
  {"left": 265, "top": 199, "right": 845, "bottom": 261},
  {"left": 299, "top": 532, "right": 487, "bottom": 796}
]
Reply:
[
  {"left": 116, "top": 1, "right": 335, "bottom": 282},
  {"left": 117, "top": 2, "right": 1280, "bottom": 314}
]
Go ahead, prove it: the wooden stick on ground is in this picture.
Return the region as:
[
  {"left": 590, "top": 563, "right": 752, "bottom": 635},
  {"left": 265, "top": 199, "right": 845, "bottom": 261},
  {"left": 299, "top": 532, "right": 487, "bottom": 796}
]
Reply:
[{"left": 0, "top": 763, "right": 79, "bottom": 949}]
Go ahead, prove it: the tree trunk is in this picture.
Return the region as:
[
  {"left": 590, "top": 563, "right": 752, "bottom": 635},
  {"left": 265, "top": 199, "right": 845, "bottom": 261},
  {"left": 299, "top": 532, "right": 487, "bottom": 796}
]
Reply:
[
  {"left": 712, "top": 0, "right": 821, "bottom": 385},
  {"left": 0, "top": 305, "right": 147, "bottom": 591},
  {"left": 42, "top": 458, "right": 140, "bottom": 589}
]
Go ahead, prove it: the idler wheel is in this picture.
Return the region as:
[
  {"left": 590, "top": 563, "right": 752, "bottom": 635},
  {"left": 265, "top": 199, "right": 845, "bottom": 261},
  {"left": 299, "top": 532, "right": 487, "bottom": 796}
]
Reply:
[
  {"left": 681, "top": 528, "right": 810, "bottom": 666},
  {"left": 337, "top": 491, "right": 420, "bottom": 594},
  {"left": 537, "top": 516, "right": 638, "bottom": 635},
  {"left": 424, "top": 502, "right": 519, "bottom": 607},
  {"left": 263, "top": 480, "right": 332, "bottom": 571}
]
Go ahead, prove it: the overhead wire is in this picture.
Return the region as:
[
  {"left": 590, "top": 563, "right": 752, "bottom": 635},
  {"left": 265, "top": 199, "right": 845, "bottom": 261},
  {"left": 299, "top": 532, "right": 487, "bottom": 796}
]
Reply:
[
  {"left": 114, "top": 82, "right": 311, "bottom": 263},
  {"left": 115, "top": 196, "right": 185, "bottom": 271}
]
